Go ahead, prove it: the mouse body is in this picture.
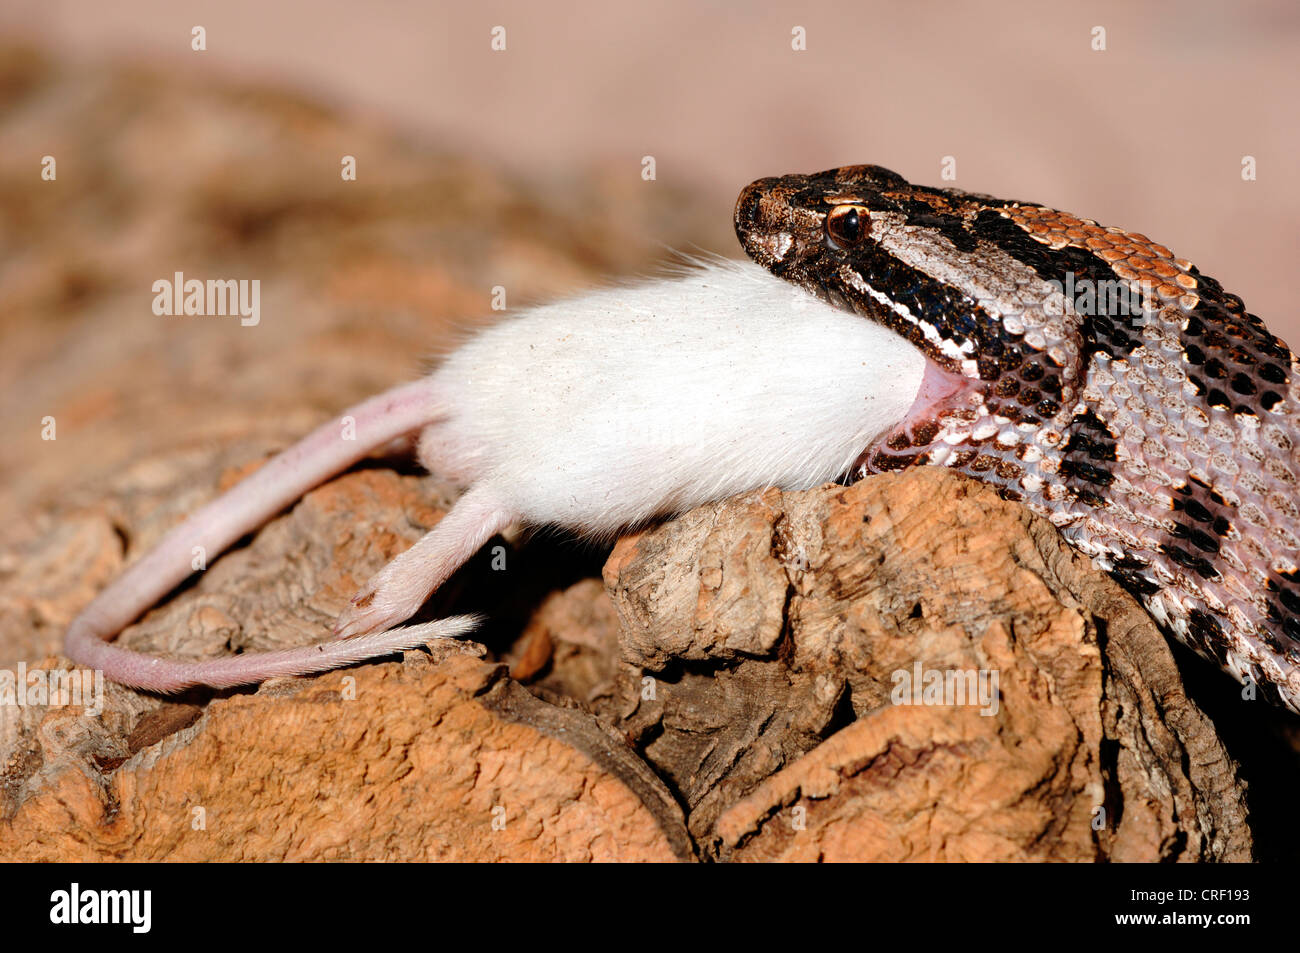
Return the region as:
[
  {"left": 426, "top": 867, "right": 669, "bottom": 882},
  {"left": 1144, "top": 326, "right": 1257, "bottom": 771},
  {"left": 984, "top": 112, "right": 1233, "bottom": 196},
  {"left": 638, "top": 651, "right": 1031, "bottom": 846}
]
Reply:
[{"left": 65, "top": 259, "right": 926, "bottom": 691}]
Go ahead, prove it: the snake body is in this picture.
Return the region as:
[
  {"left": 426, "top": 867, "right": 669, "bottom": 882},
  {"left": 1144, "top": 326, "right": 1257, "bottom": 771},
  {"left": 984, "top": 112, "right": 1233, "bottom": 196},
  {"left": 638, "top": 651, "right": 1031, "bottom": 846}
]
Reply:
[{"left": 735, "top": 165, "right": 1300, "bottom": 712}]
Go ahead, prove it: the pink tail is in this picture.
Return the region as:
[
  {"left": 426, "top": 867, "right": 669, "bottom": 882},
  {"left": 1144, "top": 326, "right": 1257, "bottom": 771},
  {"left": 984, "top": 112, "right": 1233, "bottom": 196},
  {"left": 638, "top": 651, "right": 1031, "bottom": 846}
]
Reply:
[{"left": 64, "top": 379, "right": 466, "bottom": 692}]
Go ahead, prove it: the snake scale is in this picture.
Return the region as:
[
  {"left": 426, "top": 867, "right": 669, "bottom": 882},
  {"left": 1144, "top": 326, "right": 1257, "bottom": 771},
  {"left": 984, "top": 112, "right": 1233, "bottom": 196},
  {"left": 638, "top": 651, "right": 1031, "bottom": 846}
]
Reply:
[{"left": 735, "top": 165, "right": 1300, "bottom": 713}]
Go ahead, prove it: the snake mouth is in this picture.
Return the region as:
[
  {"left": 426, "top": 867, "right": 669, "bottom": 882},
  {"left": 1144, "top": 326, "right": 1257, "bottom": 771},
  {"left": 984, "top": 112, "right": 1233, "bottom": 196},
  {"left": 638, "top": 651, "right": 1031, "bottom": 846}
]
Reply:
[
  {"left": 857, "top": 357, "right": 988, "bottom": 473},
  {"left": 736, "top": 165, "right": 993, "bottom": 474}
]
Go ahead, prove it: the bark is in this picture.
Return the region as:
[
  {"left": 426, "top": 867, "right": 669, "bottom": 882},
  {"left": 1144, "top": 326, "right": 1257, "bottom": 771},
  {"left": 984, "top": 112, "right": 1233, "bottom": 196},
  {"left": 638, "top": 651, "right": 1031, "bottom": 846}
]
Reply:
[{"left": 600, "top": 471, "right": 1251, "bottom": 861}]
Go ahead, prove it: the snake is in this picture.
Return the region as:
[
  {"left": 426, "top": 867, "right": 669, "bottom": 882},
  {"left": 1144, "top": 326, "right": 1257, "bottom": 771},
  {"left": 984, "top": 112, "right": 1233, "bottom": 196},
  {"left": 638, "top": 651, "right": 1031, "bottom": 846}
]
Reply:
[{"left": 735, "top": 165, "right": 1300, "bottom": 713}]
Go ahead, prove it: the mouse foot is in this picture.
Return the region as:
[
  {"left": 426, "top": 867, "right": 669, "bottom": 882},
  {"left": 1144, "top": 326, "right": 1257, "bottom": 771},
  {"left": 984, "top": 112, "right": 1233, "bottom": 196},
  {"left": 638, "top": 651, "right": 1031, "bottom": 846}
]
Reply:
[
  {"left": 332, "top": 577, "right": 428, "bottom": 639},
  {"left": 333, "top": 485, "right": 517, "bottom": 640}
]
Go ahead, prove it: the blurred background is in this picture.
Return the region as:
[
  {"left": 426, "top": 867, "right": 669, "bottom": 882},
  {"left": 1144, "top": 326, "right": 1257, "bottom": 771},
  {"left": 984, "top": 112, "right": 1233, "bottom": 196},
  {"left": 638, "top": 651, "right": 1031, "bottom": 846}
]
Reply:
[
  {"left": 3, "top": 0, "right": 1296, "bottom": 297},
  {"left": 2, "top": 3, "right": 1297, "bottom": 372}
]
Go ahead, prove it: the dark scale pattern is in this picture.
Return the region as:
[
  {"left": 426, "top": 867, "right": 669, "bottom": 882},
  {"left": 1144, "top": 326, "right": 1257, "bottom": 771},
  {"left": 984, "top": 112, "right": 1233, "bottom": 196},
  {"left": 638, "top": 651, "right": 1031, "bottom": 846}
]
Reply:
[
  {"left": 1060, "top": 417, "right": 1119, "bottom": 510},
  {"left": 1269, "top": 598, "right": 1300, "bottom": 647},
  {"left": 875, "top": 196, "right": 981, "bottom": 253},
  {"left": 814, "top": 237, "right": 991, "bottom": 376},
  {"left": 1160, "top": 542, "right": 1220, "bottom": 581},
  {"left": 734, "top": 164, "right": 1300, "bottom": 712},
  {"left": 1183, "top": 267, "right": 1293, "bottom": 420},
  {"left": 1111, "top": 555, "right": 1163, "bottom": 598},
  {"left": 1164, "top": 478, "right": 1237, "bottom": 575},
  {"left": 969, "top": 209, "right": 1146, "bottom": 363},
  {"left": 1186, "top": 608, "right": 1232, "bottom": 669}
]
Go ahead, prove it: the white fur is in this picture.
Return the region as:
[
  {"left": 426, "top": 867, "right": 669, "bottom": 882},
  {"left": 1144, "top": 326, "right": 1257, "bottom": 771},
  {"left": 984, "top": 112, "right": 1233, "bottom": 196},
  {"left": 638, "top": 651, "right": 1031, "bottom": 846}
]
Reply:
[
  {"left": 67, "top": 259, "right": 929, "bottom": 691},
  {"left": 420, "top": 260, "right": 926, "bottom": 535}
]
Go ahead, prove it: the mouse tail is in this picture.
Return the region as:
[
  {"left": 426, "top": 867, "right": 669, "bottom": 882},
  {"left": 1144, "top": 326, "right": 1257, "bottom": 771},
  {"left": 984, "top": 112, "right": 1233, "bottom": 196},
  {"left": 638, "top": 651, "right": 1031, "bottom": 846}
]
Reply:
[{"left": 64, "top": 378, "right": 459, "bottom": 692}]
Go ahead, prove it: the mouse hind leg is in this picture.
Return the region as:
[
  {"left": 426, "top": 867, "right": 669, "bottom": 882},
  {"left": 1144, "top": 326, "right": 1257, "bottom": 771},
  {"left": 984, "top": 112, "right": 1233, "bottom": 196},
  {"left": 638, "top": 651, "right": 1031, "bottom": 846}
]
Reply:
[{"left": 331, "top": 482, "right": 517, "bottom": 639}]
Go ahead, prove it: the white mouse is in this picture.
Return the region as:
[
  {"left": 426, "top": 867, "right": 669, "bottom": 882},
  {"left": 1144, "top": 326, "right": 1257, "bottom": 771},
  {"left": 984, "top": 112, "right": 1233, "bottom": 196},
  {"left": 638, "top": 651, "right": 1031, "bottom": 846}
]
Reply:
[{"left": 64, "top": 259, "right": 926, "bottom": 691}]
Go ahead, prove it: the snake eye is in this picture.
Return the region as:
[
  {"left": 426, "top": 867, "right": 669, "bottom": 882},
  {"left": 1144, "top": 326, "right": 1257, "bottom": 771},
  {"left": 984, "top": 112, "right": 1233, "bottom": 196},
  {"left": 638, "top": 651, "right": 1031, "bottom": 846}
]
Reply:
[{"left": 826, "top": 204, "right": 869, "bottom": 248}]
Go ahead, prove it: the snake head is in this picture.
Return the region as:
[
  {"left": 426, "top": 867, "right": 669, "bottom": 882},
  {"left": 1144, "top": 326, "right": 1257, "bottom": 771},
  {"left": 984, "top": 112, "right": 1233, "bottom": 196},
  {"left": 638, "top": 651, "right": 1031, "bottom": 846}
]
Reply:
[
  {"left": 733, "top": 165, "right": 913, "bottom": 280},
  {"left": 734, "top": 164, "right": 1020, "bottom": 383}
]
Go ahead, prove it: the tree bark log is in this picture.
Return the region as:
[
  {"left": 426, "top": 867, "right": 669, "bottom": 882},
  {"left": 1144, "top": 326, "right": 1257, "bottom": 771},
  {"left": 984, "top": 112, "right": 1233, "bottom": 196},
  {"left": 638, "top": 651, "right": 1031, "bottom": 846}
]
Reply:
[{"left": 600, "top": 470, "right": 1251, "bottom": 861}]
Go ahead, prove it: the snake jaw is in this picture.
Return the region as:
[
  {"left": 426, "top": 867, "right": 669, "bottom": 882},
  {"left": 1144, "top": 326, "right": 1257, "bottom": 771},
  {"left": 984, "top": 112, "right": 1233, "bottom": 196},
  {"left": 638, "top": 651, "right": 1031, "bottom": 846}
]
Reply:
[{"left": 856, "top": 358, "right": 987, "bottom": 474}]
